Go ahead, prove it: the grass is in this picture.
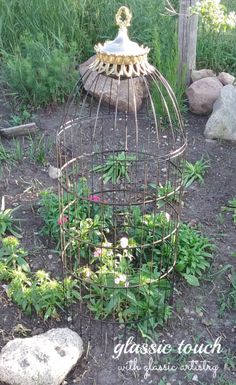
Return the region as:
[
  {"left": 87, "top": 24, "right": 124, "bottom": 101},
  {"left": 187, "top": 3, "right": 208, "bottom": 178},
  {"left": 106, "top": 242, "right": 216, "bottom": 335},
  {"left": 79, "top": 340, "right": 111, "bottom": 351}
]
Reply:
[
  {"left": 0, "top": 140, "right": 12, "bottom": 163},
  {"left": 223, "top": 197, "right": 236, "bottom": 224},
  {"left": 27, "top": 134, "right": 52, "bottom": 165},
  {"left": 197, "top": 0, "right": 236, "bottom": 76},
  {"left": 0, "top": 0, "right": 184, "bottom": 109},
  {"left": 0, "top": 1, "right": 235, "bottom": 109}
]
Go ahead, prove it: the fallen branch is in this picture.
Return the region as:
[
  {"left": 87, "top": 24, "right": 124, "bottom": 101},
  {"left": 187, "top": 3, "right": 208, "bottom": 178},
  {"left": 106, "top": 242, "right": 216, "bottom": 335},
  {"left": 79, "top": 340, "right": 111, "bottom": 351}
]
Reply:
[{"left": 0, "top": 122, "right": 37, "bottom": 138}]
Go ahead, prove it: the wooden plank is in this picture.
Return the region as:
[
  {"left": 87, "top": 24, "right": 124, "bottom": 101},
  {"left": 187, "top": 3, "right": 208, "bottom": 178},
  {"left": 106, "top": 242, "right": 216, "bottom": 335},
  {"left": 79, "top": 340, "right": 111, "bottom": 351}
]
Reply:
[
  {"left": 0, "top": 123, "right": 37, "bottom": 138},
  {"left": 178, "top": 0, "right": 198, "bottom": 85}
]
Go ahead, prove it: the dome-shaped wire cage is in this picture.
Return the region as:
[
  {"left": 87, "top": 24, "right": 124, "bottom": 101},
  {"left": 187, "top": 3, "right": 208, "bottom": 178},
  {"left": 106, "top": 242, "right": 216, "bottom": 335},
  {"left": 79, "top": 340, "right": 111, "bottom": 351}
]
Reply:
[{"left": 57, "top": 6, "right": 187, "bottom": 338}]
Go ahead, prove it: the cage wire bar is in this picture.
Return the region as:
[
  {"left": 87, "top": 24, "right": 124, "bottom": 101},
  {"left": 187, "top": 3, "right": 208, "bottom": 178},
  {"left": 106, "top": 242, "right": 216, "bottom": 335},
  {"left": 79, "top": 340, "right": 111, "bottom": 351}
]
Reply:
[{"left": 57, "top": 6, "right": 187, "bottom": 341}]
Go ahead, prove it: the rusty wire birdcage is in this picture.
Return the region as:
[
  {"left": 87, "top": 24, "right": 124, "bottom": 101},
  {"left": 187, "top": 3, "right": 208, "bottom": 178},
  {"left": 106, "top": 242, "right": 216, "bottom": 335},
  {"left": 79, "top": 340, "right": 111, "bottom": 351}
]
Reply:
[{"left": 57, "top": 6, "right": 187, "bottom": 339}]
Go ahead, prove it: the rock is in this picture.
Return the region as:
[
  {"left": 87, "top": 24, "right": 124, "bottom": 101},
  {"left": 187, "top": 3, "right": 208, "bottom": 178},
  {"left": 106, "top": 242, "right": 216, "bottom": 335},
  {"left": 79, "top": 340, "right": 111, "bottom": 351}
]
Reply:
[
  {"left": 218, "top": 72, "right": 235, "bottom": 86},
  {"left": 79, "top": 56, "right": 146, "bottom": 112},
  {"left": 48, "top": 165, "right": 62, "bottom": 179},
  {"left": 186, "top": 77, "right": 223, "bottom": 115},
  {"left": 205, "top": 85, "right": 236, "bottom": 141},
  {"left": 191, "top": 69, "right": 215, "bottom": 83},
  {"left": 0, "top": 328, "right": 83, "bottom": 385}
]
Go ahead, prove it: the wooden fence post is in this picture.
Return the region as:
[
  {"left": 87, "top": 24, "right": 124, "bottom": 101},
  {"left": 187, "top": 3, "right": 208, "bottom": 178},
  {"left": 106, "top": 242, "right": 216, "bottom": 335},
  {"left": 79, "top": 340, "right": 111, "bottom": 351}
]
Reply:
[{"left": 178, "top": 0, "right": 198, "bottom": 85}]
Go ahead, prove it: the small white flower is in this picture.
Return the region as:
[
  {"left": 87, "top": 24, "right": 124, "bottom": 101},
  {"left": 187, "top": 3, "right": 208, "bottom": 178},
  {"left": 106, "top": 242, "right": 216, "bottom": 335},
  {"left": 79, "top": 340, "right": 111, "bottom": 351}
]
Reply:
[
  {"left": 120, "top": 237, "right": 128, "bottom": 249},
  {"left": 114, "top": 274, "right": 128, "bottom": 285},
  {"left": 165, "top": 212, "right": 170, "bottom": 222},
  {"left": 114, "top": 277, "right": 120, "bottom": 285}
]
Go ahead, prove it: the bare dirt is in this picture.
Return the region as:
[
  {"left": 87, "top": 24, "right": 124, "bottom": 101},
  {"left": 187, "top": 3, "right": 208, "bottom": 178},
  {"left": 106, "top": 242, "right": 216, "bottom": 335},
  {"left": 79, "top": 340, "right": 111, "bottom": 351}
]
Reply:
[{"left": 0, "top": 97, "right": 235, "bottom": 385}]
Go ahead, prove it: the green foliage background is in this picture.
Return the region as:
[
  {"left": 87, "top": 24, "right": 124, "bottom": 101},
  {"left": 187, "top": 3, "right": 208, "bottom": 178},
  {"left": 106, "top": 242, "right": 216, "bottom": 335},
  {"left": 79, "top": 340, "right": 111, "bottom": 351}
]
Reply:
[
  {"left": 0, "top": 0, "right": 181, "bottom": 106},
  {"left": 0, "top": 0, "right": 235, "bottom": 107}
]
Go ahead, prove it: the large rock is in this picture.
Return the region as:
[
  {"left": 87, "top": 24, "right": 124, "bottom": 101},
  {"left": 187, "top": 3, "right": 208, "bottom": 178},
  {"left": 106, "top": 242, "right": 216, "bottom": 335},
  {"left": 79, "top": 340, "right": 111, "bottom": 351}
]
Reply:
[
  {"left": 79, "top": 56, "right": 146, "bottom": 112},
  {"left": 191, "top": 69, "right": 215, "bottom": 83},
  {"left": 217, "top": 71, "right": 235, "bottom": 86},
  {"left": 204, "top": 85, "right": 236, "bottom": 141},
  {"left": 0, "top": 328, "right": 83, "bottom": 385},
  {"left": 186, "top": 77, "right": 223, "bottom": 115}
]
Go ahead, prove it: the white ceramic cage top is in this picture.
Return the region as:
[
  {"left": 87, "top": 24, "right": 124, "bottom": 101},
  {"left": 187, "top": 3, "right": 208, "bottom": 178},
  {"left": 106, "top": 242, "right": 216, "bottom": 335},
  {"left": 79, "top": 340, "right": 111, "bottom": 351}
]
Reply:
[{"left": 90, "top": 6, "right": 155, "bottom": 77}]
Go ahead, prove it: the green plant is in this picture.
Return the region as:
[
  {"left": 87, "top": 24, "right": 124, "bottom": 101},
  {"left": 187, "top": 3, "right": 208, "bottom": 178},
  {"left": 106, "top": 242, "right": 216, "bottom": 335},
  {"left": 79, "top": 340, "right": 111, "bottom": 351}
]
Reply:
[
  {"left": 38, "top": 179, "right": 112, "bottom": 254},
  {"left": 0, "top": 197, "right": 21, "bottom": 238},
  {"left": 93, "top": 152, "right": 136, "bottom": 184},
  {"left": 38, "top": 176, "right": 215, "bottom": 331},
  {"left": 223, "top": 197, "right": 236, "bottom": 224},
  {"left": 2, "top": 36, "right": 78, "bottom": 107},
  {"left": 0, "top": 0, "right": 184, "bottom": 109},
  {"left": 78, "top": 247, "right": 172, "bottom": 336},
  {"left": 148, "top": 181, "right": 180, "bottom": 207},
  {"left": 219, "top": 267, "right": 236, "bottom": 314},
  {"left": 0, "top": 261, "right": 12, "bottom": 281},
  {"left": 183, "top": 157, "right": 210, "bottom": 188},
  {"left": 9, "top": 108, "right": 32, "bottom": 126},
  {"left": 27, "top": 134, "right": 50, "bottom": 165},
  {"left": 192, "top": 0, "right": 236, "bottom": 32},
  {"left": 176, "top": 224, "right": 214, "bottom": 286},
  {"left": 12, "top": 139, "right": 24, "bottom": 162},
  {"left": 0, "top": 234, "right": 81, "bottom": 320},
  {"left": 0, "top": 236, "right": 30, "bottom": 272},
  {"left": 7, "top": 269, "right": 80, "bottom": 320},
  {"left": 0, "top": 140, "right": 12, "bottom": 164},
  {"left": 196, "top": 1, "right": 236, "bottom": 76}
]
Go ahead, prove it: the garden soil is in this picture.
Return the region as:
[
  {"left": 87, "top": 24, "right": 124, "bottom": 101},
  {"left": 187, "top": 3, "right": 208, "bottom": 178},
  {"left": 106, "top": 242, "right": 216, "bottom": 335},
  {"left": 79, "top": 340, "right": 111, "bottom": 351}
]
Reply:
[{"left": 0, "top": 100, "right": 235, "bottom": 385}]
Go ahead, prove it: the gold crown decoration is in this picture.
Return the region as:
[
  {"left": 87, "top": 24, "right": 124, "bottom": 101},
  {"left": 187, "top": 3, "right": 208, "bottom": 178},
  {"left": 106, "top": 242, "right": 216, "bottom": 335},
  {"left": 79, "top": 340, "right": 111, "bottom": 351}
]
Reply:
[{"left": 89, "top": 6, "right": 155, "bottom": 78}]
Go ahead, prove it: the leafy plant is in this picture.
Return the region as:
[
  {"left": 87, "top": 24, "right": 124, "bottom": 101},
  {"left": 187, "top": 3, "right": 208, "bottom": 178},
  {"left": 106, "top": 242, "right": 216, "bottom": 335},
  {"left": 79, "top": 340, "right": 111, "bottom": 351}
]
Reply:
[
  {"left": 183, "top": 157, "right": 210, "bottom": 188},
  {"left": 78, "top": 248, "right": 172, "bottom": 336},
  {"left": 12, "top": 139, "right": 24, "bottom": 162},
  {"left": 38, "top": 179, "right": 112, "bottom": 256},
  {"left": 38, "top": 176, "right": 215, "bottom": 331},
  {"left": 93, "top": 152, "right": 136, "bottom": 184},
  {"left": 0, "top": 197, "right": 21, "bottom": 238},
  {"left": 0, "top": 234, "right": 81, "bottom": 320},
  {"left": 9, "top": 108, "right": 32, "bottom": 126},
  {"left": 0, "top": 236, "right": 30, "bottom": 272},
  {"left": 176, "top": 224, "right": 214, "bottom": 286},
  {"left": 27, "top": 134, "right": 52, "bottom": 165},
  {"left": 0, "top": 261, "right": 12, "bottom": 281},
  {"left": 192, "top": 0, "right": 236, "bottom": 32},
  {"left": 7, "top": 269, "right": 80, "bottom": 320},
  {"left": 0, "top": 140, "right": 12, "bottom": 164},
  {"left": 2, "top": 36, "right": 78, "bottom": 107},
  {"left": 223, "top": 197, "right": 236, "bottom": 224}
]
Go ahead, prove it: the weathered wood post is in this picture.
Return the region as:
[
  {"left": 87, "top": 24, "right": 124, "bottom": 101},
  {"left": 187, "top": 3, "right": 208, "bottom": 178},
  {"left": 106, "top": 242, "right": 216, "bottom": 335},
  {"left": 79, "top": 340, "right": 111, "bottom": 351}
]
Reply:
[{"left": 178, "top": 0, "right": 198, "bottom": 85}]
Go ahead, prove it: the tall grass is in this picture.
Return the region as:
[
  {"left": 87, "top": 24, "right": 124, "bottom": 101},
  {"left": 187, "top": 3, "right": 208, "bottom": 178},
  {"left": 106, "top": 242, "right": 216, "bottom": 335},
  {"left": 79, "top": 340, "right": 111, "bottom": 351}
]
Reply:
[
  {"left": 197, "top": 0, "right": 236, "bottom": 75},
  {"left": 0, "top": 0, "right": 184, "bottom": 108}
]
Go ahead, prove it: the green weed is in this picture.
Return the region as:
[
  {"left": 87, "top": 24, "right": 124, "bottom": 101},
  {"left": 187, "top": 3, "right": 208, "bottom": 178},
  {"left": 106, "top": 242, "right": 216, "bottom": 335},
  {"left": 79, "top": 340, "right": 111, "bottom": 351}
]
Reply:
[
  {"left": 0, "top": 140, "right": 12, "bottom": 164},
  {"left": 27, "top": 134, "right": 51, "bottom": 165},
  {"left": 176, "top": 224, "right": 214, "bottom": 286},
  {"left": 93, "top": 152, "right": 136, "bottom": 184},
  {"left": 0, "top": 197, "right": 21, "bottom": 238},
  {"left": 183, "top": 157, "right": 210, "bottom": 188},
  {"left": 223, "top": 197, "right": 236, "bottom": 224},
  {"left": 0, "top": 236, "right": 30, "bottom": 272}
]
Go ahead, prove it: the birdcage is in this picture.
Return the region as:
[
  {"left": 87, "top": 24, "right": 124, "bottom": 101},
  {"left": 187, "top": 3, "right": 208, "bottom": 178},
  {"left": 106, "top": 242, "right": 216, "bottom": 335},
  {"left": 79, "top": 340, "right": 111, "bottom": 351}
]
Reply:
[{"left": 57, "top": 6, "right": 187, "bottom": 339}]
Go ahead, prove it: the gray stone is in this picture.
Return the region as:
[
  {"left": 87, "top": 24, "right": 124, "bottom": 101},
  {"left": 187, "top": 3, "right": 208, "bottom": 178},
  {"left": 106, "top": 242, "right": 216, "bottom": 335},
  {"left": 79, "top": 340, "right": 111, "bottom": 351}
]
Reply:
[
  {"left": 186, "top": 77, "right": 223, "bottom": 115},
  {"left": 48, "top": 164, "right": 62, "bottom": 179},
  {"left": 0, "top": 328, "right": 83, "bottom": 385},
  {"left": 191, "top": 69, "right": 216, "bottom": 83},
  {"left": 205, "top": 85, "right": 236, "bottom": 141},
  {"left": 79, "top": 56, "right": 146, "bottom": 112},
  {"left": 218, "top": 72, "right": 235, "bottom": 86}
]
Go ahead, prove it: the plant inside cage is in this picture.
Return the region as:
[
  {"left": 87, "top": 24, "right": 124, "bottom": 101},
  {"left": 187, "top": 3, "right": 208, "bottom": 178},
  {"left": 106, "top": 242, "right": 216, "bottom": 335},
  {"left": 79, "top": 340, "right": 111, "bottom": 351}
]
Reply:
[{"left": 56, "top": 6, "right": 187, "bottom": 336}]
